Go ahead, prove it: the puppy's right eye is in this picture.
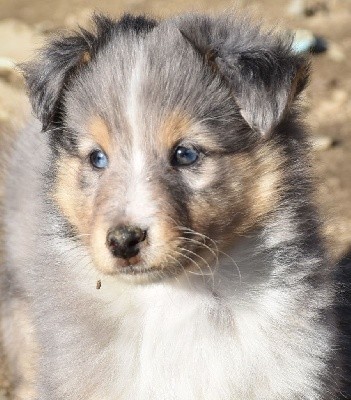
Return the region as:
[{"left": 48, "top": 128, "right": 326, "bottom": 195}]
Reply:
[{"left": 89, "top": 150, "right": 108, "bottom": 169}]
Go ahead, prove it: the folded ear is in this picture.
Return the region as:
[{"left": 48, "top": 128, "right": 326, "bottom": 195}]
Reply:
[
  {"left": 22, "top": 27, "right": 96, "bottom": 131},
  {"left": 22, "top": 14, "right": 157, "bottom": 131},
  {"left": 178, "top": 15, "right": 310, "bottom": 137}
]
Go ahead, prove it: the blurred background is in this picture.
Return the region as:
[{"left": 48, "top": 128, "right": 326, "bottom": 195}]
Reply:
[{"left": 0, "top": 0, "right": 350, "bottom": 397}]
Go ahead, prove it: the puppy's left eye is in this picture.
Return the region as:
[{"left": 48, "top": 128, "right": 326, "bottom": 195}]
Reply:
[
  {"left": 89, "top": 149, "right": 108, "bottom": 169},
  {"left": 172, "top": 145, "right": 200, "bottom": 167}
]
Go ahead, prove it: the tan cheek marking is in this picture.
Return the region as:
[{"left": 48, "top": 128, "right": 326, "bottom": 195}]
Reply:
[
  {"left": 53, "top": 157, "right": 93, "bottom": 238},
  {"left": 88, "top": 116, "right": 111, "bottom": 154},
  {"left": 91, "top": 218, "right": 117, "bottom": 275},
  {"left": 146, "top": 216, "right": 182, "bottom": 268},
  {"left": 251, "top": 144, "right": 284, "bottom": 217},
  {"left": 190, "top": 198, "right": 220, "bottom": 234},
  {"left": 233, "top": 143, "right": 284, "bottom": 232},
  {"left": 189, "top": 143, "right": 284, "bottom": 238},
  {"left": 142, "top": 186, "right": 183, "bottom": 267},
  {"left": 153, "top": 217, "right": 180, "bottom": 246},
  {"left": 183, "top": 158, "right": 219, "bottom": 190}
]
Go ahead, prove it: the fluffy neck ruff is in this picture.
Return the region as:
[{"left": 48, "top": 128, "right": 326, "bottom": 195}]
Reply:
[{"left": 46, "top": 208, "right": 332, "bottom": 399}]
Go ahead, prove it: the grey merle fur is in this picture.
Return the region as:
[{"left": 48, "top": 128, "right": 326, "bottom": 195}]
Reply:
[
  {"left": 1, "top": 12, "right": 350, "bottom": 400},
  {"left": 24, "top": 14, "right": 157, "bottom": 134}
]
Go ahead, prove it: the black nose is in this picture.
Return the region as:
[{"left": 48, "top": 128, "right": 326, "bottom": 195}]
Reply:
[{"left": 106, "top": 225, "right": 147, "bottom": 259}]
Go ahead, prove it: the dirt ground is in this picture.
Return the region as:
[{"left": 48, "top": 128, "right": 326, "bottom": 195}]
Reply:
[{"left": 0, "top": 0, "right": 350, "bottom": 397}]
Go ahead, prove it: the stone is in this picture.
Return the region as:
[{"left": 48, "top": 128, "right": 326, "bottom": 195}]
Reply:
[
  {"left": 311, "top": 135, "right": 335, "bottom": 151},
  {"left": 292, "top": 29, "right": 316, "bottom": 53},
  {"left": 291, "top": 29, "right": 327, "bottom": 54}
]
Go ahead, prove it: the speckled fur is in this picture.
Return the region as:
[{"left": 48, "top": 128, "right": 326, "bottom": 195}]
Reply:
[{"left": 0, "top": 12, "right": 347, "bottom": 400}]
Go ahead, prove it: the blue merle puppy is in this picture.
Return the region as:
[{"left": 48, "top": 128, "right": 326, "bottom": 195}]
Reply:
[{"left": 0, "top": 12, "right": 348, "bottom": 400}]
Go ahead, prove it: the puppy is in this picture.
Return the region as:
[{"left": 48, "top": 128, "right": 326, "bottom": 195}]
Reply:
[{"left": 0, "top": 12, "right": 347, "bottom": 399}]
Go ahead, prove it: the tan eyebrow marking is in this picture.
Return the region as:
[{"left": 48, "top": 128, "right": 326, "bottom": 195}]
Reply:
[
  {"left": 88, "top": 116, "right": 111, "bottom": 154},
  {"left": 159, "top": 111, "right": 225, "bottom": 151},
  {"left": 159, "top": 111, "right": 192, "bottom": 149}
]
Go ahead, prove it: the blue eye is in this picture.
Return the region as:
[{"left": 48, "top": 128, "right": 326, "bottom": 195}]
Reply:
[
  {"left": 172, "top": 145, "right": 200, "bottom": 167},
  {"left": 90, "top": 149, "right": 108, "bottom": 169}
]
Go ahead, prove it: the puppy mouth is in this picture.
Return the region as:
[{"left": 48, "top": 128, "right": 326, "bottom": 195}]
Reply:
[
  {"left": 117, "top": 263, "right": 182, "bottom": 282},
  {"left": 114, "top": 252, "right": 186, "bottom": 279},
  {"left": 118, "top": 264, "right": 159, "bottom": 276},
  {"left": 113, "top": 254, "right": 161, "bottom": 276}
]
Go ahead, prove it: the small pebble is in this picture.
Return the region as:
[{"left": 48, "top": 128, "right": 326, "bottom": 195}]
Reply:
[
  {"left": 291, "top": 29, "right": 327, "bottom": 54},
  {"left": 292, "top": 29, "right": 315, "bottom": 53},
  {"left": 311, "top": 135, "right": 335, "bottom": 151},
  {"left": 310, "top": 36, "right": 328, "bottom": 54}
]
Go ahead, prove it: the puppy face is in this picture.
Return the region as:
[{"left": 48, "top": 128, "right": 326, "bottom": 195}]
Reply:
[{"left": 24, "top": 14, "right": 308, "bottom": 280}]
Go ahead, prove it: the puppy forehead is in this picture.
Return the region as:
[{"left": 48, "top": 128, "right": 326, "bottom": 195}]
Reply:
[
  {"left": 86, "top": 111, "right": 217, "bottom": 154},
  {"left": 65, "top": 21, "right": 234, "bottom": 150}
]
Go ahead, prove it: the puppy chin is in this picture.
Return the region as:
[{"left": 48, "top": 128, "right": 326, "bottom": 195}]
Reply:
[{"left": 117, "top": 265, "right": 173, "bottom": 284}]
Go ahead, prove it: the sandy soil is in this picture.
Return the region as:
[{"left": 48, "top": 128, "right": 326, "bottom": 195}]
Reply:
[{"left": 0, "top": 0, "right": 350, "bottom": 397}]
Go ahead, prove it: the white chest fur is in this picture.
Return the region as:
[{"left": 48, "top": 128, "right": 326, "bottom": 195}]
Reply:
[{"left": 77, "top": 266, "right": 329, "bottom": 400}]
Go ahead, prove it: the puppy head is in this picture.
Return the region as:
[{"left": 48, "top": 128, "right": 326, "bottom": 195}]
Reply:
[{"left": 23, "top": 13, "right": 309, "bottom": 281}]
